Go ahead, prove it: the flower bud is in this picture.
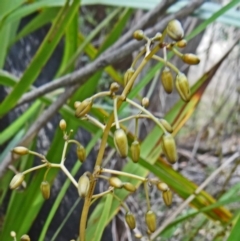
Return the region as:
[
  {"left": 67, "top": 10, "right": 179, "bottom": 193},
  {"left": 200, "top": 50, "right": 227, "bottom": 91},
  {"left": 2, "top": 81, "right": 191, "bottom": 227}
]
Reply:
[
  {"left": 182, "top": 54, "right": 200, "bottom": 65},
  {"left": 10, "top": 231, "right": 16, "bottom": 237},
  {"left": 124, "top": 68, "right": 135, "bottom": 87},
  {"left": 114, "top": 129, "right": 128, "bottom": 158},
  {"left": 130, "top": 141, "right": 140, "bottom": 163},
  {"left": 133, "top": 30, "right": 144, "bottom": 41},
  {"left": 74, "top": 101, "right": 81, "bottom": 109},
  {"left": 76, "top": 145, "right": 86, "bottom": 163},
  {"left": 135, "top": 232, "right": 142, "bottom": 239},
  {"left": 145, "top": 210, "right": 156, "bottom": 233},
  {"left": 176, "top": 39, "right": 187, "bottom": 48},
  {"left": 162, "top": 189, "right": 173, "bottom": 206},
  {"left": 10, "top": 173, "right": 24, "bottom": 189},
  {"left": 157, "top": 182, "right": 169, "bottom": 192},
  {"left": 40, "top": 181, "right": 50, "bottom": 200},
  {"left": 125, "top": 212, "right": 136, "bottom": 229},
  {"left": 109, "top": 177, "right": 123, "bottom": 188},
  {"left": 20, "top": 234, "right": 31, "bottom": 241},
  {"left": 110, "top": 82, "right": 120, "bottom": 93},
  {"left": 123, "top": 182, "right": 136, "bottom": 192},
  {"left": 167, "top": 19, "right": 184, "bottom": 41},
  {"left": 75, "top": 98, "right": 93, "bottom": 118},
  {"left": 160, "top": 67, "right": 173, "bottom": 94},
  {"left": 159, "top": 119, "right": 173, "bottom": 133},
  {"left": 141, "top": 97, "right": 149, "bottom": 107},
  {"left": 162, "top": 133, "right": 178, "bottom": 164},
  {"left": 175, "top": 72, "right": 190, "bottom": 102},
  {"left": 152, "top": 32, "right": 162, "bottom": 41},
  {"left": 78, "top": 173, "right": 90, "bottom": 198},
  {"left": 59, "top": 119, "right": 67, "bottom": 131},
  {"left": 12, "top": 146, "right": 29, "bottom": 155}
]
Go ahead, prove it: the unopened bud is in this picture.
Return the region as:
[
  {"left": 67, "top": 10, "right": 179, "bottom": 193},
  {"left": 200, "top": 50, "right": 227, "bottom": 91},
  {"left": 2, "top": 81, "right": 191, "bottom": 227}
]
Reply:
[
  {"left": 130, "top": 141, "right": 140, "bottom": 163},
  {"left": 176, "top": 72, "right": 190, "bottom": 102},
  {"left": 78, "top": 173, "right": 90, "bottom": 198},
  {"left": 40, "top": 181, "right": 50, "bottom": 200},
  {"left": 135, "top": 232, "right": 143, "bottom": 239},
  {"left": 75, "top": 98, "right": 93, "bottom": 118},
  {"left": 10, "top": 173, "right": 24, "bottom": 189},
  {"left": 133, "top": 30, "right": 144, "bottom": 41},
  {"left": 76, "top": 145, "right": 86, "bottom": 163},
  {"left": 123, "top": 182, "right": 136, "bottom": 192},
  {"left": 109, "top": 177, "right": 123, "bottom": 188},
  {"left": 10, "top": 231, "right": 16, "bottom": 237},
  {"left": 145, "top": 210, "right": 156, "bottom": 233},
  {"left": 162, "top": 189, "right": 173, "bottom": 206},
  {"left": 20, "top": 234, "right": 31, "bottom": 241},
  {"left": 182, "top": 54, "right": 200, "bottom": 65},
  {"left": 162, "top": 133, "right": 178, "bottom": 164},
  {"left": 141, "top": 97, "right": 149, "bottom": 107},
  {"left": 152, "top": 32, "right": 162, "bottom": 41},
  {"left": 110, "top": 82, "right": 120, "bottom": 93},
  {"left": 160, "top": 67, "right": 173, "bottom": 94},
  {"left": 125, "top": 212, "right": 136, "bottom": 229},
  {"left": 157, "top": 182, "right": 169, "bottom": 192},
  {"left": 176, "top": 39, "right": 187, "bottom": 48},
  {"left": 74, "top": 101, "right": 81, "bottom": 109},
  {"left": 159, "top": 119, "right": 173, "bottom": 133},
  {"left": 59, "top": 119, "right": 67, "bottom": 131},
  {"left": 124, "top": 68, "right": 135, "bottom": 88},
  {"left": 167, "top": 19, "right": 184, "bottom": 41},
  {"left": 12, "top": 146, "right": 29, "bottom": 155},
  {"left": 114, "top": 129, "right": 128, "bottom": 158}
]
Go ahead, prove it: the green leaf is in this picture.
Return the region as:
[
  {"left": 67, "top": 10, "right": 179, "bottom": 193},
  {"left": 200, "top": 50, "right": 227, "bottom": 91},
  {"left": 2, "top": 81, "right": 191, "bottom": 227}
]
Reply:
[{"left": 227, "top": 214, "right": 240, "bottom": 241}]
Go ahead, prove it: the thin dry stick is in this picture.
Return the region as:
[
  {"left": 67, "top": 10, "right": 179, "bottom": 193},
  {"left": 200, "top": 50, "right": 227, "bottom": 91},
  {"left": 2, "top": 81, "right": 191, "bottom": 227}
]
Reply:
[{"left": 151, "top": 152, "right": 240, "bottom": 239}]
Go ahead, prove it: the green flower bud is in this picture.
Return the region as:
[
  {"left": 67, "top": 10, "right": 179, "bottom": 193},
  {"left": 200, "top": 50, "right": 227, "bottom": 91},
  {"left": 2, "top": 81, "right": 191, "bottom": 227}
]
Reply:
[
  {"left": 130, "top": 141, "right": 140, "bottom": 163},
  {"left": 75, "top": 98, "right": 93, "bottom": 118},
  {"left": 10, "top": 231, "right": 16, "bottom": 238},
  {"left": 76, "top": 145, "right": 86, "bottom": 163},
  {"left": 78, "top": 173, "right": 90, "bottom": 198},
  {"left": 160, "top": 67, "right": 173, "bottom": 94},
  {"left": 123, "top": 182, "right": 136, "bottom": 192},
  {"left": 162, "top": 189, "right": 173, "bottom": 206},
  {"left": 162, "top": 133, "right": 178, "bottom": 164},
  {"left": 114, "top": 129, "right": 128, "bottom": 158},
  {"left": 40, "top": 181, "right": 51, "bottom": 200},
  {"left": 167, "top": 19, "right": 184, "bottom": 41},
  {"left": 182, "top": 54, "right": 200, "bottom": 65},
  {"left": 159, "top": 119, "right": 173, "bottom": 133},
  {"left": 145, "top": 210, "right": 156, "bottom": 233},
  {"left": 109, "top": 177, "right": 123, "bottom": 188},
  {"left": 74, "top": 101, "right": 81, "bottom": 109},
  {"left": 176, "top": 39, "right": 187, "bottom": 48},
  {"left": 59, "top": 119, "right": 67, "bottom": 131},
  {"left": 175, "top": 72, "right": 190, "bottom": 102},
  {"left": 20, "top": 234, "right": 31, "bottom": 241},
  {"left": 124, "top": 68, "right": 135, "bottom": 87},
  {"left": 110, "top": 82, "right": 120, "bottom": 93},
  {"left": 10, "top": 173, "right": 24, "bottom": 189},
  {"left": 157, "top": 182, "right": 169, "bottom": 192},
  {"left": 133, "top": 30, "right": 144, "bottom": 41},
  {"left": 12, "top": 146, "right": 29, "bottom": 155},
  {"left": 125, "top": 212, "right": 136, "bottom": 229},
  {"left": 141, "top": 97, "right": 149, "bottom": 108}
]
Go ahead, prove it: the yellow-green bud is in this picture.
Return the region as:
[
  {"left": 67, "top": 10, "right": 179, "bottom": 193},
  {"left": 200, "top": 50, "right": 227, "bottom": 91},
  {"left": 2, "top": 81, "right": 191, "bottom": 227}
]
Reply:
[
  {"left": 75, "top": 98, "right": 93, "bottom": 118},
  {"left": 162, "top": 133, "right": 178, "bottom": 164},
  {"left": 124, "top": 68, "right": 135, "bottom": 87},
  {"left": 160, "top": 67, "right": 173, "bottom": 94},
  {"left": 135, "top": 232, "right": 143, "bottom": 239},
  {"left": 110, "top": 82, "right": 120, "bottom": 93},
  {"left": 152, "top": 32, "right": 162, "bottom": 41},
  {"left": 167, "top": 19, "right": 184, "bottom": 41},
  {"left": 114, "top": 128, "right": 128, "bottom": 158},
  {"left": 40, "top": 181, "right": 50, "bottom": 200},
  {"left": 157, "top": 182, "right": 169, "bottom": 192},
  {"left": 109, "top": 176, "right": 123, "bottom": 188},
  {"left": 76, "top": 145, "right": 86, "bottom": 163},
  {"left": 74, "top": 101, "right": 81, "bottom": 109},
  {"left": 162, "top": 189, "right": 173, "bottom": 206},
  {"left": 125, "top": 212, "right": 136, "bottom": 229},
  {"left": 12, "top": 146, "right": 29, "bottom": 155},
  {"left": 141, "top": 97, "right": 149, "bottom": 107},
  {"left": 182, "top": 54, "right": 200, "bottom": 65},
  {"left": 130, "top": 141, "right": 140, "bottom": 163},
  {"left": 133, "top": 30, "right": 144, "bottom": 41},
  {"left": 20, "top": 234, "right": 31, "bottom": 241},
  {"left": 176, "top": 39, "right": 187, "bottom": 48},
  {"left": 59, "top": 119, "right": 67, "bottom": 131},
  {"left": 159, "top": 119, "right": 173, "bottom": 133},
  {"left": 175, "top": 72, "right": 190, "bottom": 102},
  {"left": 78, "top": 173, "right": 90, "bottom": 198},
  {"left": 10, "top": 173, "right": 24, "bottom": 189},
  {"left": 145, "top": 210, "right": 156, "bottom": 233},
  {"left": 10, "top": 231, "right": 16, "bottom": 237},
  {"left": 123, "top": 182, "right": 136, "bottom": 192}
]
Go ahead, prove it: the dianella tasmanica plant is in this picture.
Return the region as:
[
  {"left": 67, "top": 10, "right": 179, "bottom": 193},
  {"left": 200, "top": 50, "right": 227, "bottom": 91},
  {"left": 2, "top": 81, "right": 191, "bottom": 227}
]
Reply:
[{"left": 9, "top": 19, "right": 200, "bottom": 240}]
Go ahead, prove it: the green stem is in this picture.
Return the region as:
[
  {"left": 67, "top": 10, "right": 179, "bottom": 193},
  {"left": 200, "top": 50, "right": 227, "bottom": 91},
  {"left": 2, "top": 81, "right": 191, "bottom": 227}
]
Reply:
[
  {"left": 113, "top": 97, "right": 120, "bottom": 129},
  {"left": 144, "top": 181, "right": 151, "bottom": 211},
  {"left": 152, "top": 55, "right": 179, "bottom": 73},
  {"left": 111, "top": 192, "right": 129, "bottom": 212},
  {"left": 60, "top": 140, "right": 69, "bottom": 165},
  {"left": 22, "top": 163, "right": 48, "bottom": 175},
  {"left": 92, "top": 91, "right": 111, "bottom": 100}
]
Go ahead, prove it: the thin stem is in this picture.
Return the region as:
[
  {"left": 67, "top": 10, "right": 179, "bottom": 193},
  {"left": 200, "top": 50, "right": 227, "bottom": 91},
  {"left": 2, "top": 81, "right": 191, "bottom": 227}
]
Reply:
[
  {"left": 61, "top": 165, "right": 78, "bottom": 188},
  {"left": 92, "top": 187, "right": 114, "bottom": 199},
  {"left": 92, "top": 91, "right": 111, "bottom": 100},
  {"left": 131, "top": 49, "right": 146, "bottom": 68},
  {"left": 68, "top": 139, "right": 81, "bottom": 146},
  {"left": 172, "top": 47, "right": 183, "bottom": 58},
  {"left": 113, "top": 97, "right": 120, "bottom": 129},
  {"left": 101, "top": 168, "right": 146, "bottom": 182},
  {"left": 28, "top": 150, "right": 47, "bottom": 161},
  {"left": 22, "top": 163, "right": 48, "bottom": 175},
  {"left": 86, "top": 114, "right": 105, "bottom": 130},
  {"left": 43, "top": 167, "right": 51, "bottom": 181},
  {"left": 112, "top": 114, "right": 149, "bottom": 126},
  {"left": 152, "top": 55, "right": 179, "bottom": 73},
  {"left": 60, "top": 141, "right": 69, "bottom": 165},
  {"left": 163, "top": 46, "right": 167, "bottom": 64},
  {"left": 135, "top": 118, "right": 139, "bottom": 140},
  {"left": 111, "top": 192, "right": 129, "bottom": 212},
  {"left": 144, "top": 181, "right": 151, "bottom": 211}
]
